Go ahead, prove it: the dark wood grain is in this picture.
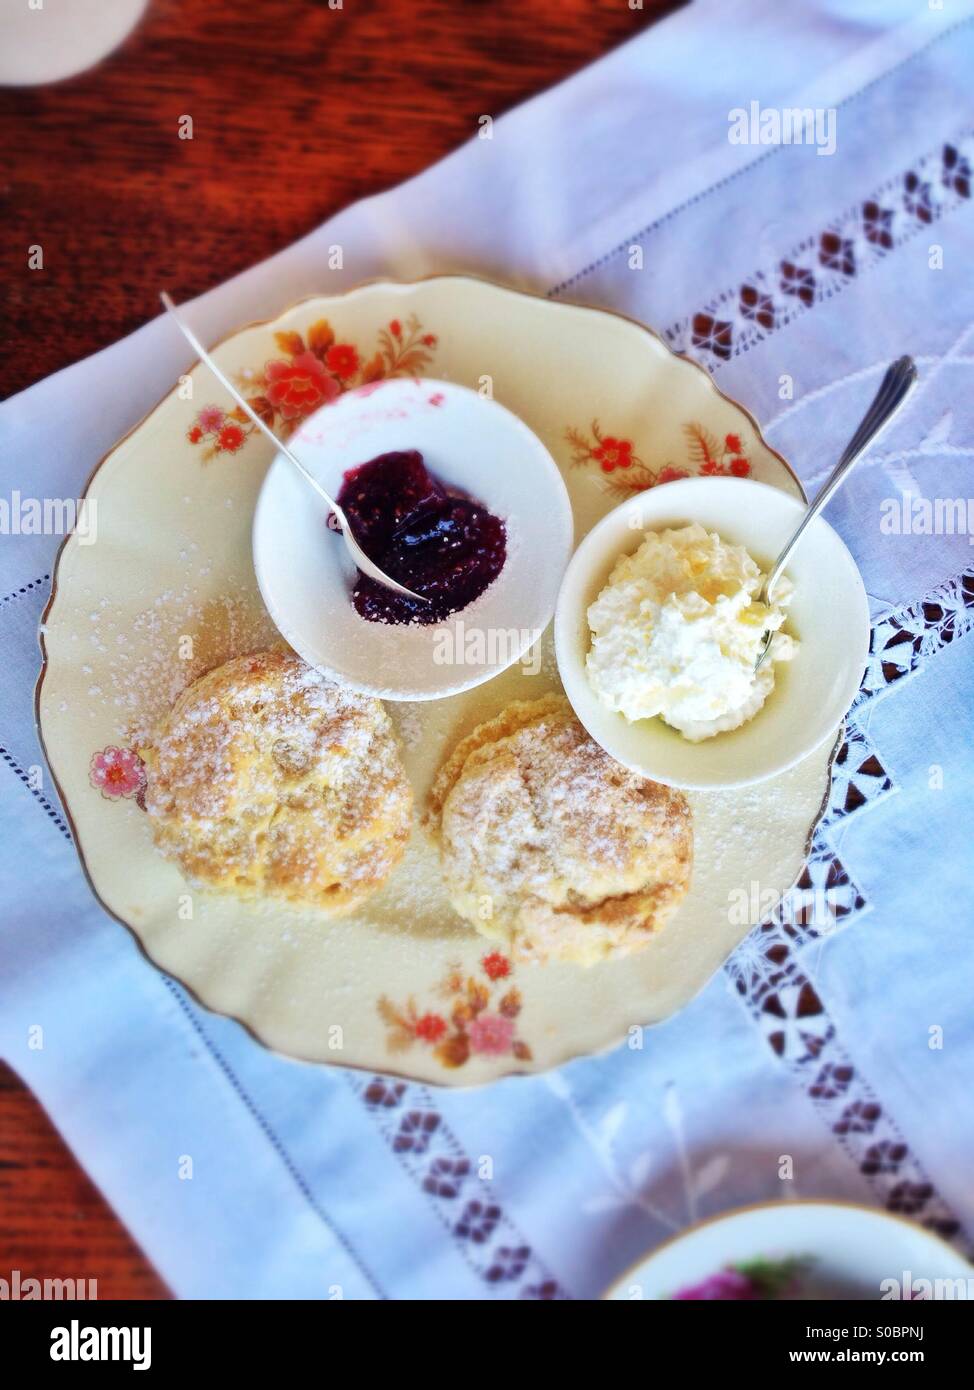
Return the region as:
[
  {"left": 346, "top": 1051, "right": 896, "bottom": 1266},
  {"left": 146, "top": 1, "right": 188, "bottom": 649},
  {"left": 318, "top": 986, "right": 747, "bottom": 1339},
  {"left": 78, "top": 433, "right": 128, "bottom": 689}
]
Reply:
[
  {"left": 0, "top": 0, "right": 679, "bottom": 1298},
  {"left": 0, "top": 1062, "right": 170, "bottom": 1299},
  {"left": 0, "top": 0, "right": 680, "bottom": 400}
]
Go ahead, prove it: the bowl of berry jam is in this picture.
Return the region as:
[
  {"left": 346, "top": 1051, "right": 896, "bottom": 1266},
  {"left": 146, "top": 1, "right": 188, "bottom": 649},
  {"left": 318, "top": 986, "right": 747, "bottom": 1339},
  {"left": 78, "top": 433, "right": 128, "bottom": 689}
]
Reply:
[{"left": 253, "top": 378, "right": 573, "bottom": 699}]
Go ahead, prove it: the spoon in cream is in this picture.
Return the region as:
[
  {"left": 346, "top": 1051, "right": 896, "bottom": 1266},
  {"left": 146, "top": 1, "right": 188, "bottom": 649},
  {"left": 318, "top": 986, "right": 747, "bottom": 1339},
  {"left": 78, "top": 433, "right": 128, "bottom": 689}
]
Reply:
[
  {"left": 160, "top": 292, "right": 427, "bottom": 604},
  {"left": 754, "top": 354, "right": 918, "bottom": 670}
]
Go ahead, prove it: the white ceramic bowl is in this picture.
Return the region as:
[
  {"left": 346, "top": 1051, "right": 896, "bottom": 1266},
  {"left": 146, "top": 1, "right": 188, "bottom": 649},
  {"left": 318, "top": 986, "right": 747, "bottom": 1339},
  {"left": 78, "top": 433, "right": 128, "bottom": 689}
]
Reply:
[
  {"left": 554, "top": 476, "right": 869, "bottom": 789},
  {"left": 604, "top": 1200, "right": 972, "bottom": 1300},
  {"left": 253, "top": 378, "right": 573, "bottom": 700}
]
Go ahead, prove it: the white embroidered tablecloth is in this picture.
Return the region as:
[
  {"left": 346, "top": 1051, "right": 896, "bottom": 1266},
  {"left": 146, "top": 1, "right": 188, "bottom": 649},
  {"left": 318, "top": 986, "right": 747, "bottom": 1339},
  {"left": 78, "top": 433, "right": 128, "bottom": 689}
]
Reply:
[{"left": 2, "top": 0, "right": 973, "bottom": 1298}]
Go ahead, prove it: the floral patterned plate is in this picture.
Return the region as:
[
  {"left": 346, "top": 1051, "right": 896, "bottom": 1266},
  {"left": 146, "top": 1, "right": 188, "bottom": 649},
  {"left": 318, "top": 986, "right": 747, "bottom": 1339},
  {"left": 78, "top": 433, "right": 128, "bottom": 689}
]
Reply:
[
  {"left": 37, "top": 275, "right": 834, "bottom": 1085},
  {"left": 604, "top": 1200, "right": 973, "bottom": 1300}
]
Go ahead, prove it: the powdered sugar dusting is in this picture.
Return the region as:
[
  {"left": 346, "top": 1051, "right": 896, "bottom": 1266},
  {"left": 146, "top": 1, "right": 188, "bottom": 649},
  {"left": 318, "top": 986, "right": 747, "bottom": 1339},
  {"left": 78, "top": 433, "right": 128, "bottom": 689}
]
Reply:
[
  {"left": 427, "top": 695, "right": 693, "bottom": 966},
  {"left": 105, "top": 587, "right": 278, "bottom": 747},
  {"left": 142, "top": 648, "right": 413, "bottom": 913}
]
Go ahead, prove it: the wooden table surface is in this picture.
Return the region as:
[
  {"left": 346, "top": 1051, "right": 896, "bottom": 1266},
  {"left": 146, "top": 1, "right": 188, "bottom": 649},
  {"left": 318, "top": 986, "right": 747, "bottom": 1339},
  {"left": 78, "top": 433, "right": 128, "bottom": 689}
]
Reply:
[{"left": 0, "top": 0, "right": 678, "bottom": 1298}]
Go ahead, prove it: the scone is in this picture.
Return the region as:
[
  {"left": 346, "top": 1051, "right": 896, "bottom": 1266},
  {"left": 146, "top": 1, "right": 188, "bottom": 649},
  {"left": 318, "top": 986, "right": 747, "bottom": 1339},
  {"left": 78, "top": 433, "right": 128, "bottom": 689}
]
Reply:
[
  {"left": 141, "top": 648, "right": 412, "bottom": 913},
  {"left": 425, "top": 694, "right": 692, "bottom": 965}
]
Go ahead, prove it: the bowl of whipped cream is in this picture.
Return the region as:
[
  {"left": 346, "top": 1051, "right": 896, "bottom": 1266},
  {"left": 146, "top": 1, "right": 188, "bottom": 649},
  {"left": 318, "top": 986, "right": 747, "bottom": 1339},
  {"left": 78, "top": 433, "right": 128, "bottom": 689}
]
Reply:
[{"left": 554, "top": 476, "right": 869, "bottom": 789}]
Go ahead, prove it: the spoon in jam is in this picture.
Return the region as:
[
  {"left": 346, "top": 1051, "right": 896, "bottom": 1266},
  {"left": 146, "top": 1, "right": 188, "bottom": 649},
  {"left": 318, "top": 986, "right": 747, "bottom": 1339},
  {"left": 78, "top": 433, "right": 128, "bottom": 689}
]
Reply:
[
  {"left": 754, "top": 354, "right": 918, "bottom": 671},
  {"left": 160, "top": 292, "right": 427, "bottom": 604}
]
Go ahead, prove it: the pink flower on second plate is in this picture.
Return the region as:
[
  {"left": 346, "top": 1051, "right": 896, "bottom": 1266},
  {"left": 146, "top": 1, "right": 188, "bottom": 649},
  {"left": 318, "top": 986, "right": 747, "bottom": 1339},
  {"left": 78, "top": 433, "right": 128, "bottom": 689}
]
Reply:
[
  {"left": 197, "top": 405, "right": 225, "bottom": 433},
  {"left": 673, "top": 1269, "right": 757, "bottom": 1300},
  {"left": 265, "top": 351, "right": 340, "bottom": 419},
  {"left": 467, "top": 1013, "right": 515, "bottom": 1056},
  {"left": 89, "top": 746, "right": 145, "bottom": 800}
]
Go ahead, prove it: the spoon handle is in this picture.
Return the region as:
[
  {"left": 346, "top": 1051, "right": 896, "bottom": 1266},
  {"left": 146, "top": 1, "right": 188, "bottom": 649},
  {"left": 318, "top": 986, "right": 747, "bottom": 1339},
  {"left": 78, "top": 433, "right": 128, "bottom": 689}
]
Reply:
[
  {"left": 765, "top": 355, "right": 918, "bottom": 598},
  {"left": 161, "top": 292, "right": 427, "bottom": 602},
  {"left": 160, "top": 292, "right": 341, "bottom": 513}
]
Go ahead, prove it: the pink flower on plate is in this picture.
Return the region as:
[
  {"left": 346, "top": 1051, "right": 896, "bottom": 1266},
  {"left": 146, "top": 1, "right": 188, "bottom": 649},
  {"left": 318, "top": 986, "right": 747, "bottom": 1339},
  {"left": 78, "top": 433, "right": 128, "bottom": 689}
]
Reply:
[
  {"left": 89, "top": 746, "right": 145, "bottom": 800},
  {"left": 197, "top": 405, "right": 225, "bottom": 433},
  {"left": 467, "top": 1013, "right": 515, "bottom": 1056},
  {"left": 265, "top": 351, "right": 340, "bottom": 420}
]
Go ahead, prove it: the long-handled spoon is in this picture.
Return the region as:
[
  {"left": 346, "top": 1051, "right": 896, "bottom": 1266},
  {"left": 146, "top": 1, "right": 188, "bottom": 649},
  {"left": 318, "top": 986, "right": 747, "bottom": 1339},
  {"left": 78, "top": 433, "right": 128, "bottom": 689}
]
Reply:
[
  {"left": 160, "top": 292, "right": 426, "bottom": 603},
  {"left": 754, "top": 354, "right": 918, "bottom": 670}
]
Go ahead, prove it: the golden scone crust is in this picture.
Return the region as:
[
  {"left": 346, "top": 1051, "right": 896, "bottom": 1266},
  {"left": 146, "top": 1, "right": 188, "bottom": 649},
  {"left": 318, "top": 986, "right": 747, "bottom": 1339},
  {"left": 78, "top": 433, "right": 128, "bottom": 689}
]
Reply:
[
  {"left": 425, "top": 694, "right": 692, "bottom": 965},
  {"left": 141, "top": 648, "right": 412, "bottom": 914}
]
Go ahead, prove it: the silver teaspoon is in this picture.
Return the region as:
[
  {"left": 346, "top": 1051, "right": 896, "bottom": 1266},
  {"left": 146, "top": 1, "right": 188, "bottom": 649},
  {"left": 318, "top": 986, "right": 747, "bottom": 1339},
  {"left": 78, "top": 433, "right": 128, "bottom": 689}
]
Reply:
[
  {"left": 160, "top": 292, "right": 427, "bottom": 604},
  {"left": 754, "top": 354, "right": 918, "bottom": 671}
]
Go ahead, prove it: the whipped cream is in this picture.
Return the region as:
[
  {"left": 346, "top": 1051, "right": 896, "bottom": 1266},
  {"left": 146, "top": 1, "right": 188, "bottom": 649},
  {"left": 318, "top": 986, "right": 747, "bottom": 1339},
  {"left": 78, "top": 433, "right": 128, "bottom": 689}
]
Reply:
[{"left": 586, "top": 522, "right": 798, "bottom": 741}]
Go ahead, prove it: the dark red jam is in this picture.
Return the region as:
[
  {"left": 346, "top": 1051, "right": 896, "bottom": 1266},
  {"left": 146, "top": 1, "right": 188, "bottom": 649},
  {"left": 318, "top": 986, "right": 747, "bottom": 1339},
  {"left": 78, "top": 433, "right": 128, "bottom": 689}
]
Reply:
[{"left": 335, "top": 450, "right": 507, "bottom": 625}]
